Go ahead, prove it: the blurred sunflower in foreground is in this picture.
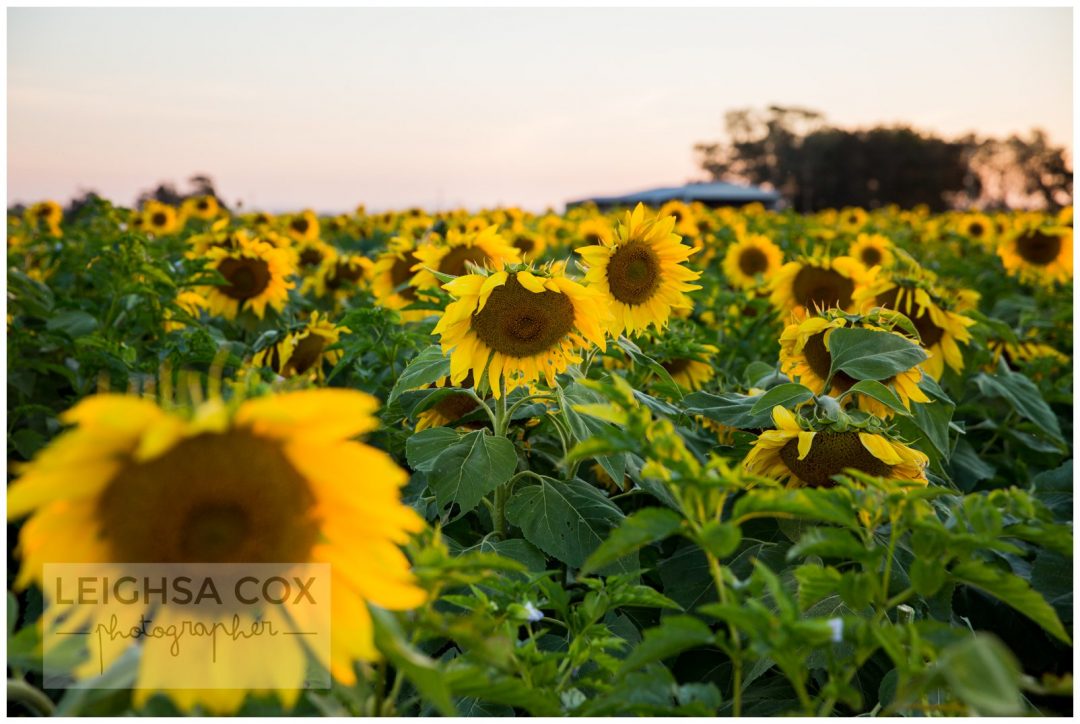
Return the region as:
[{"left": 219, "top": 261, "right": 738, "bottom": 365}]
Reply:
[
  {"left": 744, "top": 406, "right": 928, "bottom": 487},
  {"left": 576, "top": 203, "right": 702, "bottom": 335},
  {"left": 7, "top": 387, "right": 425, "bottom": 713},
  {"left": 434, "top": 266, "right": 610, "bottom": 398}
]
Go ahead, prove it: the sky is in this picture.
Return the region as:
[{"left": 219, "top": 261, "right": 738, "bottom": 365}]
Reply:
[{"left": 7, "top": 7, "right": 1074, "bottom": 212}]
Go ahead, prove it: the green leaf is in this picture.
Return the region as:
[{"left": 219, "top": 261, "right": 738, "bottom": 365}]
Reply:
[
  {"left": 683, "top": 391, "right": 774, "bottom": 430},
  {"left": 827, "top": 327, "right": 928, "bottom": 381},
  {"left": 561, "top": 383, "right": 627, "bottom": 484},
  {"left": 794, "top": 565, "right": 843, "bottom": 610},
  {"left": 748, "top": 383, "right": 815, "bottom": 415},
  {"left": 429, "top": 430, "right": 518, "bottom": 516},
  {"left": 370, "top": 607, "right": 456, "bottom": 716},
  {"left": 46, "top": 309, "right": 99, "bottom": 338},
  {"left": 951, "top": 560, "right": 1070, "bottom": 644},
  {"left": 581, "top": 507, "right": 683, "bottom": 575},
  {"left": 696, "top": 521, "right": 742, "bottom": 558},
  {"left": 787, "top": 527, "right": 870, "bottom": 561},
  {"left": 733, "top": 487, "right": 858, "bottom": 528},
  {"left": 845, "top": 380, "right": 910, "bottom": 416},
  {"left": 388, "top": 345, "right": 451, "bottom": 404},
  {"left": 617, "top": 615, "right": 715, "bottom": 676},
  {"left": 405, "top": 427, "right": 464, "bottom": 472},
  {"left": 506, "top": 477, "right": 628, "bottom": 570},
  {"left": 910, "top": 558, "right": 947, "bottom": 596},
  {"left": 974, "top": 370, "right": 1065, "bottom": 445},
  {"left": 893, "top": 375, "right": 955, "bottom": 464},
  {"left": 938, "top": 634, "right": 1024, "bottom": 716}
]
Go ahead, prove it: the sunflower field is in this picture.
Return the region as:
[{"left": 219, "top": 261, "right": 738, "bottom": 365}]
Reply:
[{"left": 6, "top": 196, "right": 1074, "bottom": 716}]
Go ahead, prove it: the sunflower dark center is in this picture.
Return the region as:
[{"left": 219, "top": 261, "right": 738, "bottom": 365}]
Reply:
[
  {"left": 217, "top": 257, "right": 272, "bottom": 301},
  {"left": 291, "top": 218, "right": 310, "bottom": 234},
  {"left": 607, "top": 242, "right": 661, "bottom": 305},
  {"left": 662, "top": 358, "right": 692, "bottom": 375},
  {"left": 513, "top": 236, "right": 536, "bottom": 254},
  {"left": 471, "top": 275, "right": 575, "bottom": 358},
  {"left": 803, "top": 332, "right": 856, "bottom": 392},
  {"left": 284, "top": 333, "right": 327, "bottom": 376},
  {"left": 151, "top": 212, "right": 168, "bottom": 227},
  {"left": 434, "top": 392, "right": 480, "bottom": 423},
  {"left": 439, "top": 245, "right": 490, "bottom": 277},
  {"left": 326, "top": 261, "right": 364, "bottom": 291},
  {"left": 585, "top": 233, "right": 603, "bottom": 244},
  {"left": 97, "top": 431, "right": 318, "bottom": 564},
  {"left": 779, "top": 432, "right": 892, "bottom": 487},
  {"left": 197, "top": 200, "right": 209, "bottom": 211},
  {"left": 1015, "top": 230, "right": 1062, "bottom": 266},
  {"left": 874, "top": 288, "right": 944, "bottom": 348},
  {"left": 860, "top": 247, "right": 883, "bottom": 267},
  {"left": 390, "top": 252, "right": 420, "bottom": 301},
  {"left": 738, "top": 247, "right": 769, "bottom": 276},
  {"left": 299, "top": 247, "right": 324, "bottom": 267},
  {"left": 968, "top": 222, "right": 984, "bottom": 238},
  {"left": 792, "top": 265, "right": 854, "bottom": 311}
]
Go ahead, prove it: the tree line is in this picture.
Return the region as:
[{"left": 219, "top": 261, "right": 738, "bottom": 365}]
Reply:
[{"left": 694, "top": 106, "right": 1072, "bottom": 212}]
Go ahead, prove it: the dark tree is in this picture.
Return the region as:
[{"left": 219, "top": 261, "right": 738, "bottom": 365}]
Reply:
[{"left": 695, "top": 107, "right": 1070, "bottom": 211}]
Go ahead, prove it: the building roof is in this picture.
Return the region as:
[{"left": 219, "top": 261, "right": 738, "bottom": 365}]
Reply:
[{"left": 567, "top": 181, "right": 781, "bottom": 208}]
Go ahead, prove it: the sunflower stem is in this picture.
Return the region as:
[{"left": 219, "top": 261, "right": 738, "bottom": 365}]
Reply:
[
  {"left": 493, "top": 380, "right": 511, "bottom": 538},
  {"left": 7, "top": 679, "right": 55, "bottom": 717}
]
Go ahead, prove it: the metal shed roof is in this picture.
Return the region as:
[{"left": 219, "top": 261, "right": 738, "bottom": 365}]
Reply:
[{"left": 568, "top": 181, "right": 781, "bottom": 208}]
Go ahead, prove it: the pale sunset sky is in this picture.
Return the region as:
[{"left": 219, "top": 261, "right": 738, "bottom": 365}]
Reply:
[{"left": 7, "top": 6, "right": 1074, "bottom": 212}]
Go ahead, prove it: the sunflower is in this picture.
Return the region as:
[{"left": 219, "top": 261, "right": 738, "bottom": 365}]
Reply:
[
  {"left": 956, "top": 212, "right": 996, "bottom": 248},
  {"left": 295, "top": 237, "right": 336, "bottom": 272},
  {"left": 659, "top": 200, "right": 698, "bottom": 237},
  {"left": 163, "top": 290, "right": 209, "bottom": 332},
  {"left": 744, "top": 406, "right": 928, "bottom": 487},
  {"left": 577, "top": 218, "right": 614, "bottom": 246},
  {"left": 848, "top": 233, "right": 895, "bottom": 270},
  {"left": 660, "top": 344, "right": 718, "bottom": 391},
  {"left": 7, "top": 388, "right": 425, "bottom": 712},
  {"left": 853, "top": 271, "right": 976, "bottom": 380},
  {"left": 411, "top": 226, "right": 521, "bottom": 291},
  {"left": 253, "top": 312, "right": 348, "bottom": 382},
  {"left": 286, "top": 210, "right": 320, "bottom": 242},
  {"left": 769, "top": 254, "right": 867, "bottom": 318},
  {"left": 180, "top": 195, "right": 220, "bottom": 222},
  {"left": 576, "top": 203, "right": 702, "bottom": 336},
  {"left": 988, "top": 337, "right": 1070, "bottom": 371},
  {"left": 414, "top": 375, "right": 482, "bottom": 431},
  {"left": 434, "top": 267, "right": 610, "bottom": 398},
  {"left": 141, "top": 201, "right": 180, "bottom": 236},
  {"left": 25, "top": 200, "right": 63, "bottom": 236},
  {"left": 837, "top": 207, "right": 869, "bottom": 233},
  {"left": 997, "top": 224, "right": 1073, "bottom": 286},
  {"left": 722, "top": 233, "right": 784, "bottom": 290},
  {"left": 779, "top": 313, "right": 930, "bottom": 418},
  {"left": 371, "top": 235, "right": 429, "bottom": 320},
  {"left": 509, "top": 230, "right": 548, "bottom": 262},
  {"left": 201, "top": 235, "right": 296, "bottom": 320},
  {"left": 308, "top": 254, "right": 372, "bottom": 300}
]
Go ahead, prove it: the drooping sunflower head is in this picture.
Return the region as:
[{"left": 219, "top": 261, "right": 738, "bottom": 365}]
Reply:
[
  {"left": 997, "top": 223, "right": 1073, "bottom": 286},
  {"left": 253, "top": 311, "right": 349, "bottom": 382},
  {"left": 778, "top": 310, "right": 930, "bottom": 418},
  {"left": 769, "top": 254, "right": 867, "bottom": 318},
  {"left": 7, "top": 387, "right": 425, "bottom": 711},
  {"left": 285, "top": 209, "right": 321, "bottom": 242},
  {"left": 722, "top": 233, "right": 784, "bottom": 290},
  {"left": 180, "top": 195, "right": 220, "bottom": 222},
  {"left": 201, "top": 234, "right": 296, "bottom": 320},
  {"left": 660, "top": 343, "right": 719, "bottom": 392},
  {"left": 142, "top": 201, "right": 180, "bottom": 236},
  {"left": 413, "top": 374, "right": 483, "bottom": 432},
  {"left": 576, "top": 203, "right": 702, "bottom": 336},
  {"left": 434, "top": 265, "right": 611, "bottom": 398},
  {"left": 848, "top": 233, "right": 895, "bottom": 270},
  {"left": 744, "top": 406, "right": 928, "bottom": 487},
  {"left": 371, "top": 234, "right": 430, "bottom": 320},
  {"left": 853, "top": 270, "right": 977, "bottom": 380},
  {"left": 411, "top": 225, "right": 522, "bottom": 291}
]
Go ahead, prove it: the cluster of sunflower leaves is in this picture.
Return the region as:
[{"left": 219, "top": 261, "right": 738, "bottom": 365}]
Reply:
[{"left": 6, "top": 196, "right": 1073, "bottom": 716}]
